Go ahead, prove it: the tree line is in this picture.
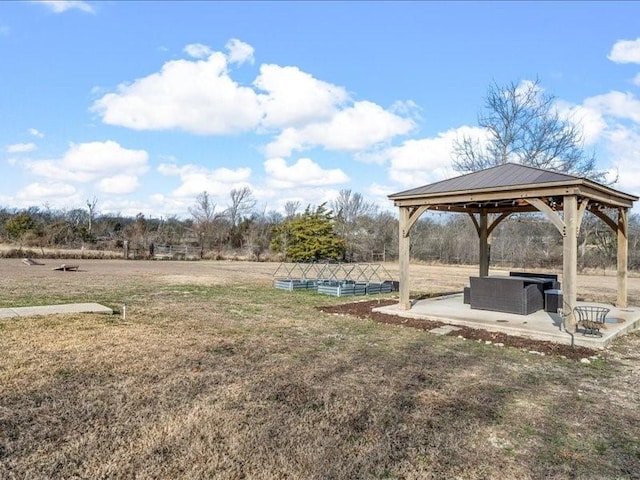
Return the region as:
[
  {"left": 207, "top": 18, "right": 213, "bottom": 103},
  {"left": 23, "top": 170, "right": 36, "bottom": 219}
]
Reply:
[
  {"left": 0, "top": 188, "right": 398, "bottom": 263},
  {"left": 1, "top": 187, "right": 639, "bottom": 271},
  {"left": 2, "top": 79, "right": 637, "bottom": 269}
]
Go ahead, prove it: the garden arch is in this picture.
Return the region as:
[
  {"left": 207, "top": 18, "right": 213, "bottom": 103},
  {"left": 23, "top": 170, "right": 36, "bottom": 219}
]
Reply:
[{"left": 388, "top": 163, "right": 638, "bottom": 328}]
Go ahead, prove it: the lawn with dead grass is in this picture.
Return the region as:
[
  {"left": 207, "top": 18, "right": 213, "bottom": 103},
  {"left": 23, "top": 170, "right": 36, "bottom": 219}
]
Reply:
[{"left": 0, "top": 259, "right": 638, "bottom": 479}]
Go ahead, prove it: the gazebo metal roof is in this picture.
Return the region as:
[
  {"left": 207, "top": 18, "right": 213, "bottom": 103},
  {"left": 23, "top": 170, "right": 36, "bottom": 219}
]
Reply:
[
  {"left": 391, "top": 163, "right": 576, "bottom": 196},
  {"left": 389, "top": 163, "right": 637, "bottom": 211}
]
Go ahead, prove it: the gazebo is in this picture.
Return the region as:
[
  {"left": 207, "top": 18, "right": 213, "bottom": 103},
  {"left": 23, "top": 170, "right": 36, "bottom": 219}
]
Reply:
[{"left": 388, "top": 163, "right": 638, "bottom": 329}]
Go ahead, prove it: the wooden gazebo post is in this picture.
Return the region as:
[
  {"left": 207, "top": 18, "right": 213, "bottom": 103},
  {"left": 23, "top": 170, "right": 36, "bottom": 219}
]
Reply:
[
  {"left": 398, "top": 206, "right": 411, "bottom": 310},
  {"left": 562, "top": 195, "right": 578, "bottom": 329},
  {"left": 617, "top": 207, "right": 629, "bottom": 308},
  {"left": 479, "top": 210, "right": 489, "bottom": 277}
]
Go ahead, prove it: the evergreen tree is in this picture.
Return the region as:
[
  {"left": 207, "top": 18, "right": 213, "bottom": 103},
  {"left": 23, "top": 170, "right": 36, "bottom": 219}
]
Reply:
[
  {"left": 271, "top": 203, "right": 345, "bottom": 261},
  {"left": 5, "top": 212, "right": 35, "bottom": 247}
]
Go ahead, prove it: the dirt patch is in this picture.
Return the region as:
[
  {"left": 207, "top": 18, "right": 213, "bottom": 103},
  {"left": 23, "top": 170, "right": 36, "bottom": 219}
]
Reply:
[{"left": 319, "top": 299, "right": 599, "bottom": 360}]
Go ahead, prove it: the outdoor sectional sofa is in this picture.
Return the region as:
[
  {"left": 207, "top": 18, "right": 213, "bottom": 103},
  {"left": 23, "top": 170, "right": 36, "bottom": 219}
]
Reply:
[
  {"left": 508, "top": 271, "right": 560, "bottom": 289},
  {"left": 469, "top": 275, "right": 555, "bottom": 315}
]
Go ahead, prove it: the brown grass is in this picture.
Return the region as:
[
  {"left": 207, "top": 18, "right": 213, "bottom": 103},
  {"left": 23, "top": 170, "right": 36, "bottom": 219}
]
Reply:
[{"left": 0, "top": 259, "right": 639, "bottom": 479}]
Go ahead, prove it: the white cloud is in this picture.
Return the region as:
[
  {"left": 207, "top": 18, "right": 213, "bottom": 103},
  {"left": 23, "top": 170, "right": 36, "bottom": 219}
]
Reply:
[
  {"left": 365, "top": 182, "right": 400, "bottom": 212},
  {"left": 100, "top": 197, "right": 160, "bottom": 218},
  {"left": 259, "top": 186, "right": 344, "bottom": 214},
  {"left": 570, "top": 91, "right": 640, "bottom": 199},
  {"left": 24, "top": 140, "right": 148, "bottom": 185},
  {"left": 354, "top": 148, "right": 391, "bottom": 165},
  {"left": 36, "top": 1, "right": 95, "bottom": 14},
  {"left": 92, "top": 51, "right": 262, "bottom": 134},
  {"left": 255, "top": 64, "right": 347, "bottom": 128},
  {"left": 148, "top": 194, "right": 195, "bottom": 217},
  {"left": 7, "top": 143, "right": 37, "bottom": 153},
  {"left": 515, "top": 79, "right": 544, "bottom": 98},
  {"left": 226, "top": 38, "right": 254, "bottom": 65},
  {"left": 93, "top": 40, "right": 414, "bottom": 159},
  {"left": 158, "top": 162, "right": 252, "bottom": 198},
  {"left": 608, "top": 38, "right": 640, "bottom": 64},
  {"left": 184, "top": 43, "right": 212, "bottom": 59},
  {"left": 556, "top": 101, "right": 606, "bottom": 145},
  {"left": 264, "top": 157, "right": 349, "bottom": 189},
  {"left": 28, "top": 128, "right": 44, "bottom": 138},
  {"left": 602, "top": 126, "right": 640, "bottom": 195},
  {"left": 16, "top": 182, "right": 77, "bottom": 200},
  {"left": 573, "top": 106, "right": 607, "bottom": 145},
  {"left": 633, "top": 73, "right": 640, "bottom": 87},
  {"left": 390, "top": 99, "right": 422, "bottom": 118},
  {"left": 263, "top": 128, "right": 300, "bottom": 159},
  {"left": 584, "top": 91, "right": 640, "bottom": 124},
  {"left": 97, "top": 174, "right": 140, "bottom": 194},
  {"left": 385, "top": 126, "right": 487, "bottom": 187},
  {"left": 367, "top": 182, "right": 396, "bottom": 199},
  {"left": 265, "top": 101, "right": 415, "bottom": 157}
]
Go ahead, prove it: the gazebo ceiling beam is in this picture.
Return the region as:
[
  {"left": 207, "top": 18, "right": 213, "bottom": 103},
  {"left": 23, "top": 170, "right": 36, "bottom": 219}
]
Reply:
[
  {"left": 392, "top": 186, "right": 635, "bottom": 210},
  {"left": 429, "top": 204, "right": 542, "bottom": 215},
  {"left": 392, "top": 179, "right": 581, "bottom": 201},
  {"left": 467, "top": 211, "right": 480, "bottom": 234},
  {"left": 589, "top": 205, "right": 618, "bottom": 233},
  {"left": 405, "top": 205, "right": 429, "bottom": 235},
  {"left": 525, "top": 198, "right": 566, "bottom": 235},
  {"left": 577, "top": 185, "right": 635, "bottom": 209},
  {"left": 487, "top": 212, "right": 512, "bottom": 236},
  {"left": 466, "top": 211, "right": 512, "bottom": 237},
  {"left": 577, "top": 199, "right": 589, "bottom": 236},
  {"left": 392, "top": 186, "right": 581, "bottom": 207}
]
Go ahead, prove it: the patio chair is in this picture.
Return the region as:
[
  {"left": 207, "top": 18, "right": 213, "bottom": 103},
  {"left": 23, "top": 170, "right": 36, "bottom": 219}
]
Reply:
[{"left": 574, "top": 306, "right": 610, "bottom": 336}]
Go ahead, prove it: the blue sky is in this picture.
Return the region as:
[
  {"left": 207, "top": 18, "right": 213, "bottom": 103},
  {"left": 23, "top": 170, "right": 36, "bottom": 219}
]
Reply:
[{"left": 2, "top": 1, "right": 640, "bottom": 218}]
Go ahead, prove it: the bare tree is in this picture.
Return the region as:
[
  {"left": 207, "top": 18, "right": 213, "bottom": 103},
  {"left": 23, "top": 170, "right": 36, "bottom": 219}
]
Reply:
[
  {"left": 331, "top": 189, "right": 378, "bottom": 261},
  {"left": 284, "top": 200, "right": 301, "bottom": 219},
  {"left": 332, "top": 189, "right": 376, "bottom": 226},
  {"left": 225, "top": 187, "right": 256, "bottom": 249},
  {"left": 453, "top": 79, "right": 602, "bottom": 180},
  {"left": 244, "top": 207, "right": 278, "bottom": 261},
  {"left": 227, "top": 187, "right": 256, "bottom": 227},
  {"left": 123, "top": 213, "right": 149, "bottom": 259},
  {"left": 189, "top": 191, "right": 220, "bottom": 257},
  {"left": 86, "top": 196, "right": 98, "bottom": 236}
]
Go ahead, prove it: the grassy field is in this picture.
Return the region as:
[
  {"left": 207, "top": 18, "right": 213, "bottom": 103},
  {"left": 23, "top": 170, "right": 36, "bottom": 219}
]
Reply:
[{"left": 0, "top": 259, "right": 639, "bottom": 479}]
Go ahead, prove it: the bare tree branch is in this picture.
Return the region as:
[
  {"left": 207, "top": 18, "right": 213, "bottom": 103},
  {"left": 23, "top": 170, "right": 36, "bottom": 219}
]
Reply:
[
  {"left": 453, "top": 79, "right": 603, "bottom": 180},
  {"left": 227, "top": 187, "right": 256, "bottom": 227}
]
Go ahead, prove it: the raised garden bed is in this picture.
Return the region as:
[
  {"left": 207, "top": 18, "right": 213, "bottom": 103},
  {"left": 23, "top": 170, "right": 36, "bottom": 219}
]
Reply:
[
  {"left": 273, "top": 279, "right": 316, "bottom": 291},
  {"left": 273, "top": 263, "right": 398, "bottom": 297}
]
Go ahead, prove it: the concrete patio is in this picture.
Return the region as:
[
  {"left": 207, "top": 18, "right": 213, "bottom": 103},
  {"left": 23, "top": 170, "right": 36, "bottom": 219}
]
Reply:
[{"left": 374, "top": 294, "right": 640, "bottom": 349}]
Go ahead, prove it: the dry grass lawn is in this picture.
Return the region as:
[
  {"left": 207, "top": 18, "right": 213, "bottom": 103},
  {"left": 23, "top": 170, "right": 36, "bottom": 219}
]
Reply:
[{"left": 0, "top": 259, "right": 639, "bottom": 479}]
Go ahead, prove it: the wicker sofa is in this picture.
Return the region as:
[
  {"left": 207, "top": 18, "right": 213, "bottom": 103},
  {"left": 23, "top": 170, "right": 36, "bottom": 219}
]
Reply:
[
  {"left": 469, "top": 276, "right": 553, "bottom": 315},
  {"left": 509, "top": 271, "right": 560, "bottom": 289}
]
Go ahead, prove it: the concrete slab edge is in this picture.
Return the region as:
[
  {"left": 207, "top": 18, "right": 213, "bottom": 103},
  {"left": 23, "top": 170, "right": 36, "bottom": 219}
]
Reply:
[
  {"left": 372, "top": 305, "right": 636, "bottom": 349},
  {"left": 0, "top": 303, "right": 113, "bottom": 318}
]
